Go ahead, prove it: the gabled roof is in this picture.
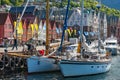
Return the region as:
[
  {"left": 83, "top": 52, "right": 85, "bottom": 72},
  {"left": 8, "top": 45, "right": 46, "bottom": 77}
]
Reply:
[
  {"left": 10, "top": 13, "right": 18, "bottom": 22},
  {"left": 9, "top": 6, "right": 36, "bottom": 14},
  {"left": 22, "top": 14, "right": 36, "bottom": 24},
  {"left": 0, "top": 13, "right": 9, "bottom": 25},
  {"left": 52, "top": 9, "right": 73, "bottom": 19}
]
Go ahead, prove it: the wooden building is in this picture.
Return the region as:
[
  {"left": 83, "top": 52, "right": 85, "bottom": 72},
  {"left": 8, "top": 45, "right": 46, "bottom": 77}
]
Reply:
[{"left": 0, "top": 13, "right": 13, "bottom": 44}]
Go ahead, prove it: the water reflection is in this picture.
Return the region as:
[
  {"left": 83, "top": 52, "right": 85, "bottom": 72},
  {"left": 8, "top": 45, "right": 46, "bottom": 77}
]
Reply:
[{"left": 27, "top": 72, "right": 63, "bottom": 80}]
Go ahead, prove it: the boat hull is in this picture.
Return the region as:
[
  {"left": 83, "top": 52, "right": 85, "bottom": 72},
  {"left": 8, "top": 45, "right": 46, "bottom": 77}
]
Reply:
[
  {"left": 106, "top": 48, "right": 117, "bottom": 55},
  {"left": 27, "top": 56, "right": 59, "bottom": 73},
  {"left": 59, "top": 60, "right": 111, "bottom": 77}
]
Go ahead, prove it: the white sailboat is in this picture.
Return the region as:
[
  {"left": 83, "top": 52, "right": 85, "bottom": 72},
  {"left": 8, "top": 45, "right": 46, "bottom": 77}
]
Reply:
[
  {"left": 59, "top": 0, "right": 111, "bottom": 77},
  {"left": 27, "top": 0, "right": 59, "bottom": 73}
]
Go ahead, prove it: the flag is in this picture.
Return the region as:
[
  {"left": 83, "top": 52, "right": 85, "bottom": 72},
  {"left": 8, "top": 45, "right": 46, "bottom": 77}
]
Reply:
[
  {"left": 56, "top": 27, "right": 60, "bottom": 34},
  {"left": 59, "top": 27, "right": 62, "bottom": 33},
  {"left": 38, "top": 20, "right": 43, "bottom": 35},
  {"left": 78, "top": 31, "right": 81, "bottom": 34},
  {"left": 43, "top": 21, "right": 46, "bottom": 31},
  {"left": 30, "top": 24, "right": 34, "bottom": 35},
  {"left": 14, "top": 21, "right": 23, "bottom": 34},
  {"left": 67, "top": 29, "right": 71, "bottom": 36},
  {"left": 74, "top": 29, "right": 76, "bottom": 35},
  {"left": 34, "top": 24, "right": 38, "bottom": 32}
]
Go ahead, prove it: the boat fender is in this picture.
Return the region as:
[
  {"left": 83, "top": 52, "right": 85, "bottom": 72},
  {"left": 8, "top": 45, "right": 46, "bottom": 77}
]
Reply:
[
  {"left": 54, "top": 59, "right": 59, "bottom": 64},
  {"left": 0, "top": 61, "right": 4, "bottom": 70},
  {"left": 10, "top": 57, "right": 15, "bottom": 70},
  {"left": 38, "top": 49, "right": 45, "bottom": 56},
  {"left": 22, "top": 58, "right": 27, "bottom": 67},
  {"left": 106, "top": 51, "right": 110, "bottom": 59},
  {"left": 14, "top": 57, "right": 19, "bottom": 67},
  {"left": 18, "top": 58, "right": 24, "bottom": 68},
  {"left": 1, "top": 55, "right": 9, "bottom": 67}
]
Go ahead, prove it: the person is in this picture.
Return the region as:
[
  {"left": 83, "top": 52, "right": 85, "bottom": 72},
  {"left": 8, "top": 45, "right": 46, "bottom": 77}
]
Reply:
[
  {"left": 3, "top": 38, "right": 9, "bottom": 50},
  {"left": 12, "top": 38, "right": 18, "bottom": 50},
  {"left": 22, "top": 42, "right": 27, "bottom": 52}
]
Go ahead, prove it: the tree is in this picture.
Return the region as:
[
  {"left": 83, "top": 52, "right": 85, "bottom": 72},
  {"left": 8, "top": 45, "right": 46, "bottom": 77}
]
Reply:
[
  {"left": 51, "top": 0, "right": 120, "bottom": 17},
  {"left": 1, "top": 0, "right": 24, "bottom": 6}
]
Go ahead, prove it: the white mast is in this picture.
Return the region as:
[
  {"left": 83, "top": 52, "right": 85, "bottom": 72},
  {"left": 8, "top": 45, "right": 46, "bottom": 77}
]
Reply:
[
  {"left": 80, "top": 0, "right": 84, "bottom": 43},
  {"left": 14, "top": 0, "right": 30, "bottom": 36},
  {"left": 96, "top": 0, "right": 101, "bottom": 53}
]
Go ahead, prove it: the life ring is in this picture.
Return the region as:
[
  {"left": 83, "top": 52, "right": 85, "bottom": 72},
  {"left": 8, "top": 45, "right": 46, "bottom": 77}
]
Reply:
[{"left": 0, "top": 61, "right": 4, "bottom": 70}]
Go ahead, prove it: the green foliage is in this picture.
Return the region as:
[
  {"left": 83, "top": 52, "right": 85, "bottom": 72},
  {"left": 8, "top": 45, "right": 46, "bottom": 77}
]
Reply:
[
  {"left": 1, "top": 0, "right": 24, "bottom": 6},
  {"left": 51, "top": 0, "right": 120, "bottom": 17}
]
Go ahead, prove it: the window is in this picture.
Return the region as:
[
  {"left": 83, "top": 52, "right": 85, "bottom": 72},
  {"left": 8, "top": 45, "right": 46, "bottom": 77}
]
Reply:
[
  {"left": 72, "top": 16, "right": 75, "bottom": 20},
  {"left": 77, "top": 16, "right": 80, "bottom": 20},
  {"left": 70, "top": 21, "right": 73, "bottom": 25},
  {"left": 8, "top": 24, "right": 12, "bottom": 29}
]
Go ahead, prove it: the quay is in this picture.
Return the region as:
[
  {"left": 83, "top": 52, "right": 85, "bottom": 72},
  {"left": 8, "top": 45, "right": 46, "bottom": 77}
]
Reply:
[
  {"left": 0, "top": 41, "right": 70, "bottom": 73},
  {"left": 0, "top": 46, "right": 45, "bottom": 53}
]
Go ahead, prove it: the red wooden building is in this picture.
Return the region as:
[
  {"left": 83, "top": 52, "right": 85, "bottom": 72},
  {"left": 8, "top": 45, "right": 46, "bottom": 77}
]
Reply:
[{"left": 0, "top": 13, "right": 13, "bottom": 44}]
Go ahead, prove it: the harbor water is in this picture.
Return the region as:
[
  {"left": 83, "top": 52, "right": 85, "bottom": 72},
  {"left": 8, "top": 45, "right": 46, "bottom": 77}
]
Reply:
[{"left": 0, "top": 55, "right": 120, "bottom": 80}]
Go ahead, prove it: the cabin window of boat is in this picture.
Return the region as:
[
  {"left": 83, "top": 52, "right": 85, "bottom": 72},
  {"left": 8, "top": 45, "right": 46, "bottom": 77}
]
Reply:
[
  {"left": 91, "top": 56, "right": 98, "bottom": 59},
  {"left": 66, "top": 46, "right": 76, "bottom": 50},
  {"left": 70, "top": 21, "right": 73, "bottom": 25},
  {"left": 66, "top": 47, "right": 71, "bottom": 50},
  {"left": 97, "top": 66, "right": 99, "bottom": 68},
  {"left": 91, "top": 66, "right": 94, "bottom": 68},
  {"left": 71, "top": 46, "right": 76, "bottom": 49},
  {"left": 106, "top": 43, "right": 116, "bottom": 45}
]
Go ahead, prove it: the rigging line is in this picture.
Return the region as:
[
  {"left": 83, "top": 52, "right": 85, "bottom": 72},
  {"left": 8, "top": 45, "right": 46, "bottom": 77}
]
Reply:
[
  {"left": 38, "top": 7, "right": 54, "bottom": 36},
  {"left": 13, "top": 0, "right": 30, "bottom": 36},
  {"left": 6, "top": 0, "right": 30, "bottom": 49}
]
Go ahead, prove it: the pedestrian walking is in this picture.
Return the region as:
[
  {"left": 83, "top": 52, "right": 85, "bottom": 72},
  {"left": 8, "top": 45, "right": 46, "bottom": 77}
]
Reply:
[
  {"left": 12, "top": 38, "right": 18, "bottom": 50},
  {"left": 3, "top": 38, "right": 9, "bottom": 50}
]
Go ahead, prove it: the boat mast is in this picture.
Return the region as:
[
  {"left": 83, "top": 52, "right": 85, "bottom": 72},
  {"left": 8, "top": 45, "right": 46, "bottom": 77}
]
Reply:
[
  {"left": 59, "top": 0, "right": 70, "bottom": 52},
  {"left": 77, "top": 0, "right": 84, "bottom": 53},
  {"left": 97, "top": 0, "right": 101, "bottom": 53},
  {"left": 45, "top": 0, "right": 50, "bottom": 55}
]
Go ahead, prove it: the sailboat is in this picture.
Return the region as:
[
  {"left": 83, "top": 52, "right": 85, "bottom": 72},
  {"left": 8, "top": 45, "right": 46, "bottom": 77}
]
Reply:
[
  {"left": 59, "top": 0, "right": 111, "bottom": 77},
  {"left": 27, "top": 0, "right": 59, "bottom": 73}
]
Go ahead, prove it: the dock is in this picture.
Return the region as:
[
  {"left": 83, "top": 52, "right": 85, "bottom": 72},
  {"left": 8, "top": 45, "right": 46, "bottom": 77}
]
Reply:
[{"left": 0, "top": 41, "right": 70, "bottom": 72}]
